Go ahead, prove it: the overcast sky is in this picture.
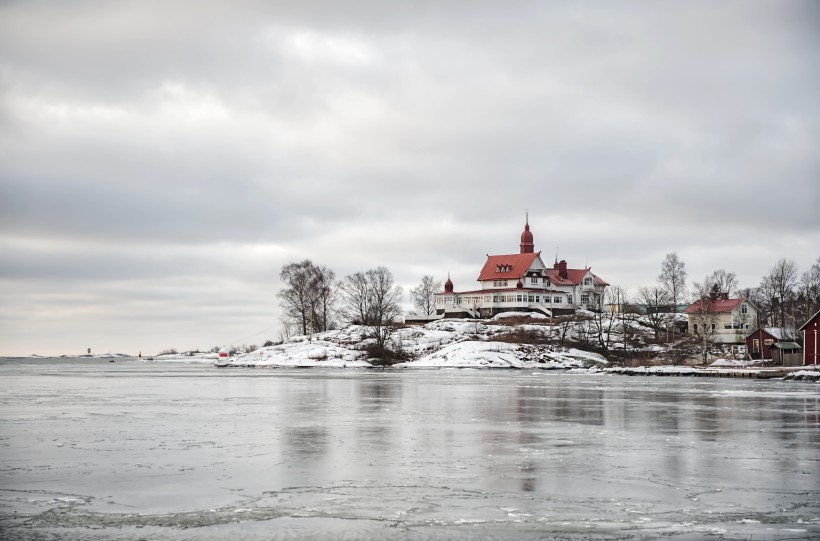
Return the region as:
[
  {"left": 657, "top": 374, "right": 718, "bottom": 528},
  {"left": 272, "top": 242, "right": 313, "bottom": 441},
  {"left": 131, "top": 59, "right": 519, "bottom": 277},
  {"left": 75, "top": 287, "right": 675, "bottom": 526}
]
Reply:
[{"left": 1, "top": 1, "right": 818, "bottom": 356}]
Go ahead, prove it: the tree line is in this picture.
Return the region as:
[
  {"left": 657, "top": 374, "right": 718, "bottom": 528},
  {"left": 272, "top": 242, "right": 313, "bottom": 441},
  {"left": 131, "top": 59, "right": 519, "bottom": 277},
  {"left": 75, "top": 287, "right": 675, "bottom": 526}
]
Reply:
[
  {"left": 279, "top": 260, "right": 433, "bottom": 361},
  {"left": 652, "top": 252, "right": 820, "bottom": 329}
]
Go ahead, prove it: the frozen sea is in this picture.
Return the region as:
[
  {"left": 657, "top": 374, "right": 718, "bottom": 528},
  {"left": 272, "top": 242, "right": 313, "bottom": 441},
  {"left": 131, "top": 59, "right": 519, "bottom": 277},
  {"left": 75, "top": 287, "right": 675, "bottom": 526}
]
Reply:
[{"left": 1, "top": 358, "right": 819, "bottom": 540}]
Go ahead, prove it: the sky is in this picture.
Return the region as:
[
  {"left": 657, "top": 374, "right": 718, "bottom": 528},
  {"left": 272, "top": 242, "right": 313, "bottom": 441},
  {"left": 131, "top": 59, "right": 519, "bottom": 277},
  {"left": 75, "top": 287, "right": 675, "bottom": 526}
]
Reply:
[{"left": 1, "top": 1, "right": 819, "bottom": 356}]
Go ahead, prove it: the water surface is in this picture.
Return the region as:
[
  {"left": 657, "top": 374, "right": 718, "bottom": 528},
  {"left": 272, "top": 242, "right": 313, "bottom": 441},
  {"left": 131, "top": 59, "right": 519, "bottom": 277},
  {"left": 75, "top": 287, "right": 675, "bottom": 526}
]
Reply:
[{"left": 1, "top": 358, "right": 818, "bottom": 539}]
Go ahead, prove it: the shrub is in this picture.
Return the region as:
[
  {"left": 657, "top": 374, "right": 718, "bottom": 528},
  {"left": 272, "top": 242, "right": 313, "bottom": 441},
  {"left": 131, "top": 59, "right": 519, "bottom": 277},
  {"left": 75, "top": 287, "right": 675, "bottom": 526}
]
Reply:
[{"left": 493, "top": 328, "right": 547, "bottom": 345}]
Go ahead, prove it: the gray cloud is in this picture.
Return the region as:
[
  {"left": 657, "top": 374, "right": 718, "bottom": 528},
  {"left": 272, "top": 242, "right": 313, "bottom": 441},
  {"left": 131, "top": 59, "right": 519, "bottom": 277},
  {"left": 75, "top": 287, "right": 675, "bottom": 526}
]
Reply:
[{"left": 1, "top": 0, "right": 818, "bottom": 355}]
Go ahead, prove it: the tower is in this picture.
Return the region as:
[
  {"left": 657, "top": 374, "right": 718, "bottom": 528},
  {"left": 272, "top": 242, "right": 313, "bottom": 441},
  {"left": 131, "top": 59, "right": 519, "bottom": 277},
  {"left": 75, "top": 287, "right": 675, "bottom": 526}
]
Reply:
[{"left": 519, "top": 214, "right": 534, "bottom": 254}]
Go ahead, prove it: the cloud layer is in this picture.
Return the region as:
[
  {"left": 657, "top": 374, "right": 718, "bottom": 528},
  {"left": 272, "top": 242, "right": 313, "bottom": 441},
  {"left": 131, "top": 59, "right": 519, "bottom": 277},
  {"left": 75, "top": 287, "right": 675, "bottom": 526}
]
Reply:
[{"left": 1, "top": 1, "right": 819, "bottom": 355}]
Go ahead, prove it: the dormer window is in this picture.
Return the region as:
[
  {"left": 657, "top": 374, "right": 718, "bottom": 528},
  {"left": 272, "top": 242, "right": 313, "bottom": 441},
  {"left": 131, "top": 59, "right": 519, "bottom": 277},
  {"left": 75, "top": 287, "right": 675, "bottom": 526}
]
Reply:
[
  {"left": 583, "top": 277, "right": 592, "bottom": 286},
  {"left": 496, "top": 264, "right": 512, "bottom": 273}
]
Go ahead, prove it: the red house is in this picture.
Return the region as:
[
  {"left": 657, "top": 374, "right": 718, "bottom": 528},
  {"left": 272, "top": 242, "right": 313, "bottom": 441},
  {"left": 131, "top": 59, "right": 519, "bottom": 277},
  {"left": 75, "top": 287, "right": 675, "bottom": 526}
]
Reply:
[
  {"left": 745, "top": 327, "right": 797, "bottom": 360},
  {"left": 799, "top": 309, "right": 820, "bottom": 366}
]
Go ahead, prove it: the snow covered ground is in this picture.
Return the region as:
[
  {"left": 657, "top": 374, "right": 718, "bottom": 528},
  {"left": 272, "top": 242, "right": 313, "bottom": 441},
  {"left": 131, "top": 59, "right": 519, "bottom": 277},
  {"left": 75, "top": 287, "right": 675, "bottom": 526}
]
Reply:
[
  {"left": 224, "top": 318, "right": 608, "bottom": 369},
  {"left": 709, "top": 358, "right": 767, "bottom": 368}
]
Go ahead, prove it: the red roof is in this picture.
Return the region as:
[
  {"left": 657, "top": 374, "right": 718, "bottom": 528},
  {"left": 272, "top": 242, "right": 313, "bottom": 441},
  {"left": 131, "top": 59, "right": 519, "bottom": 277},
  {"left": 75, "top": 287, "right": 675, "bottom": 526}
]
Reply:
[
  {"left": 477, "top": 253, "right": 609, "bottom": 287},
  {"left": 683, "top": 297, "right": 746, "bottom": 314},
  {"left": 543, "top": 268, "right": 610, "bottom": 286},
  {"left": 477, "top": 253, "right": 540, "bottom": 281}
]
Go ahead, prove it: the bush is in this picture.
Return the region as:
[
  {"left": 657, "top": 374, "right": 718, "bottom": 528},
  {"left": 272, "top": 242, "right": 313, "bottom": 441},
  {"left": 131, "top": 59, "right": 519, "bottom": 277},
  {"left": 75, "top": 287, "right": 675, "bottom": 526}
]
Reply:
[
  {"left": 493, "top": 328, "right": 547, "bottom": 345},
  {"left": 365, "top": 339, "right": 413, "bottom": 367}
]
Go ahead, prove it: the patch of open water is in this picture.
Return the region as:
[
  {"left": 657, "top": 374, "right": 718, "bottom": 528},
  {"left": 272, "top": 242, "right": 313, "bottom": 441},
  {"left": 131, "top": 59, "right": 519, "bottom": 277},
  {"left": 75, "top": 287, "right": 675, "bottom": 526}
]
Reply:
[{"left": 1, "top": 358, "right": 818, "bottom": 539}]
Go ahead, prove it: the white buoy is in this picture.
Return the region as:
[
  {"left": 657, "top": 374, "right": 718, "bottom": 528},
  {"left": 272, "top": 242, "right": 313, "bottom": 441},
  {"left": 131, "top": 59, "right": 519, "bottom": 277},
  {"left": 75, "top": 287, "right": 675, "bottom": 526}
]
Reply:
[{"left": 215, "top": 347, "right": 230, "bottom": 368}]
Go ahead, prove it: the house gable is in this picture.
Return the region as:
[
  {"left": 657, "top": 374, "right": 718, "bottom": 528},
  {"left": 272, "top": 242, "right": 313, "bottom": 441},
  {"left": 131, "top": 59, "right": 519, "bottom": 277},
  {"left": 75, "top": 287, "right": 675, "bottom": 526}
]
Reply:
[{"left": 477, "top": 252, "right": 542, "bottom": 282}]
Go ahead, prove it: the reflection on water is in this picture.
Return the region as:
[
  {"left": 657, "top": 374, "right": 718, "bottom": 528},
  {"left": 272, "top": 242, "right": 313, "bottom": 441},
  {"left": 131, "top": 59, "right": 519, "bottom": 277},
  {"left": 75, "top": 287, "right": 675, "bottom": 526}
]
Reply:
[{"left": 1, "top": 360, "right": 819, "bottom": 540}]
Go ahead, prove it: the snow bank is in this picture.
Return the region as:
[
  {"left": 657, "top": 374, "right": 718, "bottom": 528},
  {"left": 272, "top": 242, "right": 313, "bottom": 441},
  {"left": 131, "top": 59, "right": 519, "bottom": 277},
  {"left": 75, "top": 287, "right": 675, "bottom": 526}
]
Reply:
[
  {"left": 710, "top": 358, "right": 767, "bottom": 368},
  {"left": 231, "top": 340, "right": 370, "bottom": 368},
  {"left": 395, "top": 341, "right": 607, "bottom": 370},
  {"left": 399, "top": 341, "right": 527, "bottom": 369},
  {"left": 210, "top": 317, "right": 618, "bottom": 370},
  {"left": 606, "top": 366, "right": 697, "bottom": 376},
  {"left": 153, "top": 352, "right": 218, "bottom": 363},
  {"left": 783, "top": 370, "right": 820, "bottom": 382}
]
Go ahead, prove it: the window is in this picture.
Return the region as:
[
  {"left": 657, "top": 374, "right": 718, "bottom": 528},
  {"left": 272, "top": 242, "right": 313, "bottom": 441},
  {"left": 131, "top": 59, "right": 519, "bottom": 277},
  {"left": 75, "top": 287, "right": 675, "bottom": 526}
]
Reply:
[
  {"left": 566, "top": 296, "right": 573, "bottom": 305},
  {"left": 693, "top": 323, "right": 698, "bottom": 333},
  {"left": 741, "top": 304, "right": 748, "bottom": 314},
  {"left": 553, "top": 296, "right": 562, "bottom": 304},
  {"left": 581, "top": 294, "right": 590, "bottom": 304},
  {"left": 711, "top": 323, "right": 716, "bottom": 331},
  {"left": 584, "top": 278, "right": 592, "bottom": 286},
  {"left": 530, "top": 277, "right": 538, "bottom": 284},
  {"left": 493, "top": 280, "right": 509, "bottom": 287}
]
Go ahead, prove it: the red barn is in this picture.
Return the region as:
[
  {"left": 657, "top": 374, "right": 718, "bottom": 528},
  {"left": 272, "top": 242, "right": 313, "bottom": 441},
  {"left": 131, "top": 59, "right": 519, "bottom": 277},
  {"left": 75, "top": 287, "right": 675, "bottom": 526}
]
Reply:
[{"left": 799, "top": 309, "right": 820, "bottom": 366}]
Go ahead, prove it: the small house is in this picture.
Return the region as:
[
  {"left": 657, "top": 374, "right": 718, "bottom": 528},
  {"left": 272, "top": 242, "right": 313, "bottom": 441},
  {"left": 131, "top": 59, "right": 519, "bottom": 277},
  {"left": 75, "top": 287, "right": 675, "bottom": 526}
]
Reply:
[{"left": 745, "top": 327, "right": 798, "bottom": 361}]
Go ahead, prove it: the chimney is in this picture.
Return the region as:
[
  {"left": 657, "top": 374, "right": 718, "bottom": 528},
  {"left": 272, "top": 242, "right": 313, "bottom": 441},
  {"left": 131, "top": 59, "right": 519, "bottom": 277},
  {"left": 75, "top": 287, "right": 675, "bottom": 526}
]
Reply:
[
  {"left": 558, "top": 260, "right": 568, "bottom": 279},
  {"left": 722, "top": 292, "right": 728, "bottom": 301}
]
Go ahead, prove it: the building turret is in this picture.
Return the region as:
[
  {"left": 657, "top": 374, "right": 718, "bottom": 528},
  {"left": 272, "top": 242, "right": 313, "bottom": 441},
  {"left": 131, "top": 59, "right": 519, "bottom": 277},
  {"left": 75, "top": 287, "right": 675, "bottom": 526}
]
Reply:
[
  {"left": 444, "top": 274, "right": 454, "bottom": 293},
  {"left": 520, "top": 214, "right": 534, "bottom": 254}
]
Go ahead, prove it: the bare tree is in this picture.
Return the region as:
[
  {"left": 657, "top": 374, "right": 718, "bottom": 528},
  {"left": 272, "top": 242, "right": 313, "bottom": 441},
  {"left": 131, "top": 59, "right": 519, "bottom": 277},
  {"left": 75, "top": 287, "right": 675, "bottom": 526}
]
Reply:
[
  {"left": 761, "top": 259, "right": 798, "bottom": 328},
  {"left": 279, "top": 260, "right": 315, "bottom": 336},
  {"left": 704, "top": 269, "right": 739, "bottom": 296},
  {"left": 799, "top": 257, "right": 820, "bottom": 321},
  {"left": 278, "top": 315, "right": 296, "bottom": 342},
  {"left": 659, "top": 252, "right": 687, "bottom": 310},
  {"left": 278, "top": 260, "right": 338, "bottom": 336},
  {"left": 637, "top": 286, "right": 670, "bottom": 341},
  {"left": 690, "top": 281, "right": 720, "bottom": 364},
  {"left": 410, "top": 275, "right": 441, "bottom": 316},
  {"left": 339, "top": 271, "right": 371, "bottom": 325},
  {"left": 311, "top": 265, "right": 338, "bottom": 332},
  {"left": 340, "top": 267, "right": 403, "bottom": 356},
  {"left": 591, "top": 286, "right": 627, "bottom": 355}
]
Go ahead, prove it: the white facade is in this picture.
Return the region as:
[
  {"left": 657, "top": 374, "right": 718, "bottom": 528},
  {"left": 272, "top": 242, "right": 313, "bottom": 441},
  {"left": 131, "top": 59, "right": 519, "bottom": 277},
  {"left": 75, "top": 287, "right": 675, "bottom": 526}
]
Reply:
[{"left": 436, "top": 255, "right": 607, "bottom": 318}]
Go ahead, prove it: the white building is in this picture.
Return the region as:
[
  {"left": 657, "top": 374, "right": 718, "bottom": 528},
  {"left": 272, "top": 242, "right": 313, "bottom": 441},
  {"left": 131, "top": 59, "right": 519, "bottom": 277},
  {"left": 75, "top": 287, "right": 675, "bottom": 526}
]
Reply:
[
  {"left": 435, "top": 218, "right": 608, "bottom": 318},
  {"left": 683, "top": 293, "right": 759, "bottom": 345}
]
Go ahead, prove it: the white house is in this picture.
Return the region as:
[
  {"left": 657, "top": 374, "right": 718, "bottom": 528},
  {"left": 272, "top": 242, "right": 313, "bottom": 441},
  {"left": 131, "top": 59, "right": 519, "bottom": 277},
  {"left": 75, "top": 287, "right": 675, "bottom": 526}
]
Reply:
[
  {"left": 435, "top": 218, "right": 608, "bottom": 318},
  {"left": 684, "top": 292, "right": 759, "bottom": 345}
]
